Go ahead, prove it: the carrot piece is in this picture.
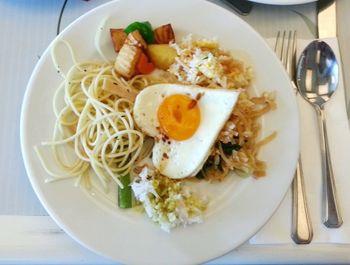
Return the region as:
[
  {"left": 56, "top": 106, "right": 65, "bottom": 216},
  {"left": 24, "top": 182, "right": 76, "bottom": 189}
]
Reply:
[{"left": 136, "top": 52, "right": 155, "bottom": 74}]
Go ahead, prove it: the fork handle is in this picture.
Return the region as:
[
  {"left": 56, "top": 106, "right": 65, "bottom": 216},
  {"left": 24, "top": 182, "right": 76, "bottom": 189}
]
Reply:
[
  {"left": 291, "top": 157, "right": 313, "bottom": 244},
  {"left": 316, "top": 106, "right": 343, "bottom": 228}
]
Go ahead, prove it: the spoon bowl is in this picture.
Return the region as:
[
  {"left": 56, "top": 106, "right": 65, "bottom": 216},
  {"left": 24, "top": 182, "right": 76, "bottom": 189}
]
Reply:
[
  {"left": 297, "top": 40, "right": 338, "bottom": 107},
  {"left": 296, "top": 40, "right": 342, "bottom": 228}
]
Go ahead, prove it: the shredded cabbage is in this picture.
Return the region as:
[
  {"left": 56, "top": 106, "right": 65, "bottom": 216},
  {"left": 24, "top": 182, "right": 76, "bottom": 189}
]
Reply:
[{"left": 131, "top": 167, "right": 207, "bottom": 232}]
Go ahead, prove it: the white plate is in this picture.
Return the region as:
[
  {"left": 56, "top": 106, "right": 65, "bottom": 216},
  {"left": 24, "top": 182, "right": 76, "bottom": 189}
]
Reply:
[
  {"left": 20, "top": 0, "right": 299, "bottom": 264},
  {"left": 250, "top": 0, "right": 316, "bottom": 5}
]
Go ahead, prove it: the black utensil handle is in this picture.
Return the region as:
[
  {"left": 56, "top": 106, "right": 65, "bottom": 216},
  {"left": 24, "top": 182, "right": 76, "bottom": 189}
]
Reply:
[{"left": 222, "top": 0, "right": 253, "bottom": 16}]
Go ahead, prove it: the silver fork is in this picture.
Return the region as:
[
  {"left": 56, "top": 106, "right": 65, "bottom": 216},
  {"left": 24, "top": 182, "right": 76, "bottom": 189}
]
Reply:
[{"left": 275, "top": 31, "right": 313, "bottom": 244}]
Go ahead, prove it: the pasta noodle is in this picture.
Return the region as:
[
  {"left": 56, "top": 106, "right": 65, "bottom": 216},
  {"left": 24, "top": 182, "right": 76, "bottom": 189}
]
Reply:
[{"left": 35, "top": 40, "right": 146, "bottom": 189}]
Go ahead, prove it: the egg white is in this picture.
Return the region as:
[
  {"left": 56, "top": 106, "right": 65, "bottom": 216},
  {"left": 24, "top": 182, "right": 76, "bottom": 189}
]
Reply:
[{"left": 133, "top": 84, "right": 239, "bottom": 179}]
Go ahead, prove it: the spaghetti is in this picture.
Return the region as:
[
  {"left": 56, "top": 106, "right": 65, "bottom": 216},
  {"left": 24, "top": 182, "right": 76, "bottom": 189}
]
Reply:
[{"left": 35, "top": 40, "right": 146, "bottom": 189}]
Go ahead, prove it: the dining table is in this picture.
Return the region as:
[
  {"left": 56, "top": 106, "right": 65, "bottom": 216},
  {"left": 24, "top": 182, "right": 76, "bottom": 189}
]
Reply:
[{"left": 1, "top": 0, "right": 350, "bottom": 264}]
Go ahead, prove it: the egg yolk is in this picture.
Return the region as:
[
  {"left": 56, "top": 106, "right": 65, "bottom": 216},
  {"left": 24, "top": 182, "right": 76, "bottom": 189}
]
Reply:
[{"left": 157, "top": 94, "right": 200, "bottom": 141}]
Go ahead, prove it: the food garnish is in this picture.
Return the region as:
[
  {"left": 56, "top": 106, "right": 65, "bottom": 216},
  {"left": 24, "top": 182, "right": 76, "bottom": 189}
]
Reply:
[
  {"left": 118, "top": 173, "right": 132, "bottom": 209},
  {"left": 124, "top": 21, "right": 155, "bottom": 44}
]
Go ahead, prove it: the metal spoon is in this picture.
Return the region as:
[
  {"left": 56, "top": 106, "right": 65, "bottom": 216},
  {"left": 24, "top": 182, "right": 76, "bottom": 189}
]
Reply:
[{"left": 296, "top": 40, "right": 342, "bottom": 228}]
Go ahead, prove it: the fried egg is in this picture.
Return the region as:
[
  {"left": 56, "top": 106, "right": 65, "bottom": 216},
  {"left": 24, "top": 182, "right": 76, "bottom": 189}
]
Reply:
[{"left": 133, "top": 84, "right": 239, "bottom": 179}]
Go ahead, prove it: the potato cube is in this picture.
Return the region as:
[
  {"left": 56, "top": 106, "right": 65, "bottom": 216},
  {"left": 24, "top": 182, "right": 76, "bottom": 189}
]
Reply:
[{"left": 146, "top": 44, "right": 177, "bottom": 70}]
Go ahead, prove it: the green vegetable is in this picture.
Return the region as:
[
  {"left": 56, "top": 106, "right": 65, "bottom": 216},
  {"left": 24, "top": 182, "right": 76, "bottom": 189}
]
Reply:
[
  {"left": 221, "top": 142, "right": 241, "bottom": 155},
  {"left": 118, "top": 174, "right": 132, "bottom": 209},
  {"left": 124, "top": 21, "right": 154, "bottom": 44}
]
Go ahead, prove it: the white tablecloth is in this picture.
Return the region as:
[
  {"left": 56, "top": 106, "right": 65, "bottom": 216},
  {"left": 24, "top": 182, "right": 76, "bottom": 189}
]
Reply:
[{"left": 1, "top": 0, "right": 350, "bottom": 264}]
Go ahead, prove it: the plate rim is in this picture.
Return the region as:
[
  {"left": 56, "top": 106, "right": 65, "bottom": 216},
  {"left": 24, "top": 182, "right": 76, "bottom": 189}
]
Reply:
[{"left": 249, "top": 0, "right": 316, "bottom": 5}]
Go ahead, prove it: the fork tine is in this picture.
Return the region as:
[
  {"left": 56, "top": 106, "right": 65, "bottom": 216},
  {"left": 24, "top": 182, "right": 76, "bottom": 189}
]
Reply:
[
  {"left": 285, "top": 30, "right": 297, "bottom": 77},
  {"left": 281, "top": 31, "right": 288, "bottom": 68},
  {"left": 275, "top": 30, "right": 297, "bottom": 81},
  {"left": 274, "top": 31, "right": 281, "bottom": 54},
  {"left": 274, "top": 30, "right": 284, "bottom": 63},
  {"left": 289, "top": 30, "right": 297, "bottom": 79},
  {"left": 285, "top": 31, "right": 292, "bottom": 70},
  {"left": 274, "top": 30, "right": 287, "bottom": 66}
]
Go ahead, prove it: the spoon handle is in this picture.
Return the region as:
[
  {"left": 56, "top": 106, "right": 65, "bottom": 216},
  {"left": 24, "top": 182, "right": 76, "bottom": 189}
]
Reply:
[
  {"left": 291, "top": 156, "right": 313, "bottom": 243},
  {"left": 316, "top": 107, "right": 343, "bottom": 228}
]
